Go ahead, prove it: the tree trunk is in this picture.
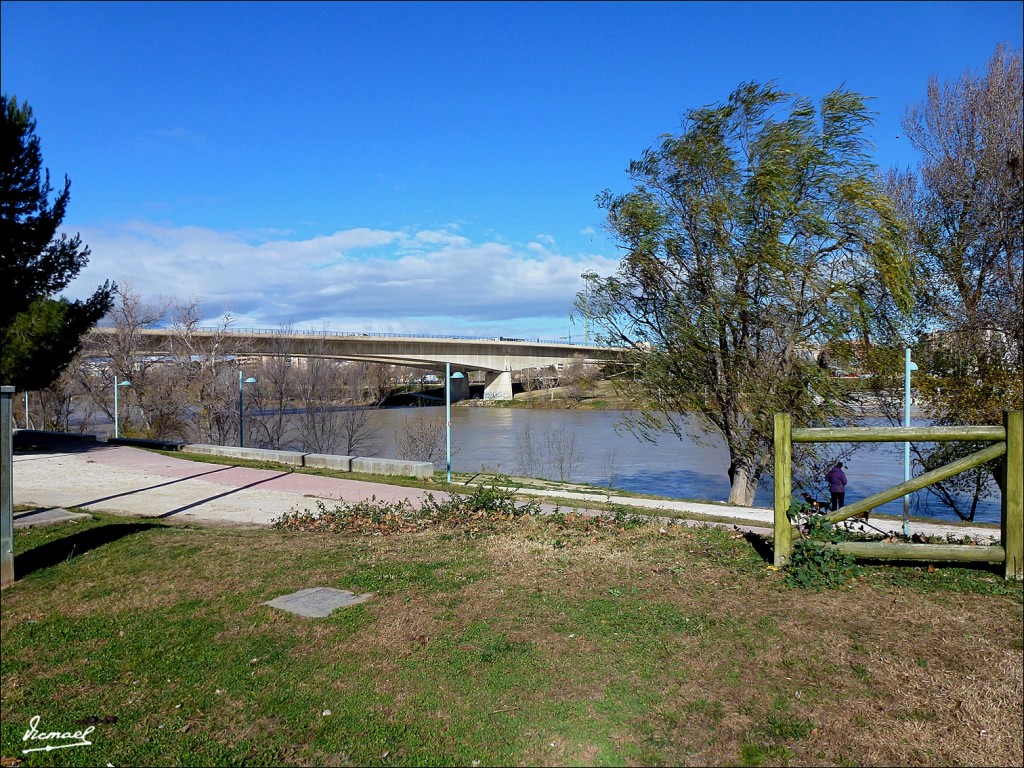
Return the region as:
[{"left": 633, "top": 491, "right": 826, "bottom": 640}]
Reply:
[{"left": 727, "top": 458, "right": 759, "bottom": 506}]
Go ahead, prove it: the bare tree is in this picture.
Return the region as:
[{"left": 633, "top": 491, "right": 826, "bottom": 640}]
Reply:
[
  {"left": 519, "top": 366, "right": 547, "bottom": 395},
  {"left": 366, "top": 362, "right": 395, "bottom": 404},
  {"left": 166, "top": 300, "right": 241, "bottom": 444},
  {"left": 395, "top": 409, "right": 444, "bottom": 464},
  {"left": 513, "top": 419, "right": 541, "bottom": 477},
  {"left": 545, "top": 426, "right": 583, "bottom": 482},
  {"left": 513, "top": 422, "right": 584, "bottom": 482},
  {"left": 879, "top": 45, "right": 1023, "bottom": 520},
  {"left": 337, "top": 406, "right": 379, "bottom": 456},
  {"left": 559, "top": 354, "right": 592, "bottom": 403},
  {"left": 80, "top": 281, "right": 170, "bottom": 436},
  {"left": 294, "top": 353, "right": 345, "bottom": 454},
  {"left": 36, "top": 352, "right": 91, "bottom": 432},
  {"left": 248, "top": 327, "right": 298, "bottom": 449}
]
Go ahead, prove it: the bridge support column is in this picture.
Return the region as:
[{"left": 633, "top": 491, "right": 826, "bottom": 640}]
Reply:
[
  {"left": 483, "top": 370, "right": 513, "bottom": 401},
  {"left": 449, "top": 374, "right": 469, "bottom": 402}
]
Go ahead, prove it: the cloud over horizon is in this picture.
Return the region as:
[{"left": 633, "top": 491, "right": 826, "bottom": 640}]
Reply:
[{"left": 64, "top": 221, "right": 620, "bottom": 339}]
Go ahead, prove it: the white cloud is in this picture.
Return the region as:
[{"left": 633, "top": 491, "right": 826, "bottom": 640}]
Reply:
[{"left": 66, "top": 222, "right": 620, "bottom": 338}]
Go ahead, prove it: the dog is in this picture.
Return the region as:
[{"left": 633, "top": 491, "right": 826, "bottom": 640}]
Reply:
[{"left": 800, "top": 493, "right": 829, "bottom": 514}]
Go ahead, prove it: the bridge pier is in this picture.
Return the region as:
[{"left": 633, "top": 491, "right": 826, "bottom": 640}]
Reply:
[
  {"left": 449, "top": 374, "right": 469, "bottom": 402},
  {"left": 483, "top": 370, "right": 513, "bottom": 401}
]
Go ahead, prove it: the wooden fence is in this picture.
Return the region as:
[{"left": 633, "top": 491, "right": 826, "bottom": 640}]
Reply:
[{"left": 773, "top": 410, "right": 1022, "bottom": 580}]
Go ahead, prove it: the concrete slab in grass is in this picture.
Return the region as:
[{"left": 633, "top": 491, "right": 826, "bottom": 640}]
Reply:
[
  {"left": 14, "top": 507, "right": 92, "bottom": 529},
  {"left": 263, "top": 587, "right": 373, "bottom": 617}
]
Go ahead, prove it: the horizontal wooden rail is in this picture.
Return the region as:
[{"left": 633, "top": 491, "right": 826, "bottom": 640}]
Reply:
[
  {"left": 825, "top": 442, "right": 1007, "bottom": 524},
  {"left": 793, "top": 425, "right": 1005, "bottom": 443},
  {"left": 821, "top": 541, "right": 1006, "bottom": 564}
]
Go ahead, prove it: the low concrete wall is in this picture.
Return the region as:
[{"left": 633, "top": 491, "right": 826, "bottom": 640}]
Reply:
[
  {"left": 181, "top": 444, "right": 433, "bottom": 479},
  {"left": 182, "top": 444, "right": 306, "bottom": 467},
  {"left": 303, "top": 454, "right": 354, "bottom": 471},
  {"left": 351, "top": 457, "right": 434, "bottom": 479}
]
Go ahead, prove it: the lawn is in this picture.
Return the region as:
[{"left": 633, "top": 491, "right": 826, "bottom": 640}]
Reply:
[{"left": 1, "top": 507, "right": 1021, "bottom": 767}]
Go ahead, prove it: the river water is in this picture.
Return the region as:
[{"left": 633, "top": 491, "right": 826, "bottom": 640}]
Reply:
[{"left": 343, "top": 406, "right": 1001, "bottom": 525}]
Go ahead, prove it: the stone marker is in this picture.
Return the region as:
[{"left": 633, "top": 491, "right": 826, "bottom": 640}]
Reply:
[{"left": 262, "top": 587, "right": 373, "bottom": 617}]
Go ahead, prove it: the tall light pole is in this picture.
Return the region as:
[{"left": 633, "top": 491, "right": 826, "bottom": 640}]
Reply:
[
  {"left": 903, "top": 347, "right": 919, "bottom": 538},
  {"left": 239, "top": 370, "right": 257, "bottom": 448},
  {"left": 445, "top": 363, "right": 465, "bottom": 484},
  {"left": 113, "top": 377, "right": 131, "bottom": 439}
]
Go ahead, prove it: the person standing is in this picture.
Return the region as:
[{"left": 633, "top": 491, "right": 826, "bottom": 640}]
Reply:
[{"left": 825, "top": 461, "right": 848, "bottom": 511}]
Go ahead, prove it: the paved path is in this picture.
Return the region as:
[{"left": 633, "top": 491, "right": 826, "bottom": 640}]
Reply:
[
  {"left": 13, "top": 444, "right": 451, "bottom": 527},
  {"left": 12, "top": 443, "right": 999, "bottom": 542}
]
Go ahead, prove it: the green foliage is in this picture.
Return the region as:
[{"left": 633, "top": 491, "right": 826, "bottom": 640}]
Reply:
[
  {"left": 578, "top": 80, "right": 912, "bottom": 505},
  {"left": 785, "top": 541, "right": 859, "bottom": 591},
  {"left": 0, "top": 94, "right": 113, "bottom": 390},
  {"left": 0, "top": 295, "right": 109, "bottom": 391},
  {"left": 273, "top": 475, "right": 546, "bottom": 535},
  {"left": 800, "top": 514, "right": 844, "bottom": 543}
]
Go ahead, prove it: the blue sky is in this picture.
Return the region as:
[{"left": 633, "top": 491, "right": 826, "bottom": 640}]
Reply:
[{"left": 2, "top": 1, "right": 1021, "bottom": 339}]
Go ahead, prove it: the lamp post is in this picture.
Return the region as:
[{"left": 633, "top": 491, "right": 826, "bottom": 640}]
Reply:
[
  {"left": 903, "top": 347, "right": 919, "bottom": 538},
  {"left": 239, "top": 370, "right": 257, "bottom": 448},
  {"left": 113, "top": 376, "right": 131, "bottom": 439},
  {"left": 445, "top": 363, "right": 465, "bottom": 484}
]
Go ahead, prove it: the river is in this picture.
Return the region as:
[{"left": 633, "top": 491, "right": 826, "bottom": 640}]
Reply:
[{"left": 332, "top": 406, "right": 1002, "bottom": 525}]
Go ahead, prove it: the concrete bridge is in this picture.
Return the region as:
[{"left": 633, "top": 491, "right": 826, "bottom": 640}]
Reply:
[{"left": 102, "top": 327, "right": 622, "bottom": 400}]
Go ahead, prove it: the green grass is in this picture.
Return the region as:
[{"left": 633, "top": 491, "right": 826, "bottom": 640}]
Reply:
[{"left": 2, "top": 513, "right": 1021, "bottom": 767}]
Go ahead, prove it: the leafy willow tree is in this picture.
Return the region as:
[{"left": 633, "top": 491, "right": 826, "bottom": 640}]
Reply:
[
  {"left": 578, "top": 82, "right": 913, "bottom": 505},
  {"left": 1, "top": 94, "right": 113, "bottom": 390},
  {"left": 879, "top": 46, "right": 1023, "bottom": 520}
]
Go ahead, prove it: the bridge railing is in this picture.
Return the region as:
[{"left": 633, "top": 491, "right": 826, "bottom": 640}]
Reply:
[{"left": 185, "top": 327, "right": 597, "bottom": 347}]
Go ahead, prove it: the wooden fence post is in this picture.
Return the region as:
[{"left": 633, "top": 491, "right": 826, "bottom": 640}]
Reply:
[
  {"left": 1003, "top": 410, "right": 1022, "bottom": 580},
  {"left": 774, "top": 413, "right": 792, "bottom": 567}
]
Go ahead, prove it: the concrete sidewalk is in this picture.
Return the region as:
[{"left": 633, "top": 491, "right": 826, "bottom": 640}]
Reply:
[{"left": 11, "top": 443, "right": 999, "bottom": 542}]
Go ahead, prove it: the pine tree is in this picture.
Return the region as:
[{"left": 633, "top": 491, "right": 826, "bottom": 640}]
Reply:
[{"left": 1, "top": 94, "right": 113, "bottom": 390}]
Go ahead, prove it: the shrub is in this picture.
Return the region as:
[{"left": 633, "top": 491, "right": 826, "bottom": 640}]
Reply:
[{"left": 784, "top": 541, "right": 859, "bottom": 591}]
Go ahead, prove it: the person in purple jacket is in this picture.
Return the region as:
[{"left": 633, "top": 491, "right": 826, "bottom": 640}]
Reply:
[{"left": 825, "top": 461, "right": 848, "bottom": 511}]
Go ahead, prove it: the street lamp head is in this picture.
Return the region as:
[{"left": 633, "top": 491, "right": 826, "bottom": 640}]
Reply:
[
  {"left": 243, "top": 377, "right": 257, "bottom": 384},
  {"left": 451, "top": 372, "right": 465, "bottom": 379},
  {"left": 118, "top": 380, "right": 132, "bottom": 387}
]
